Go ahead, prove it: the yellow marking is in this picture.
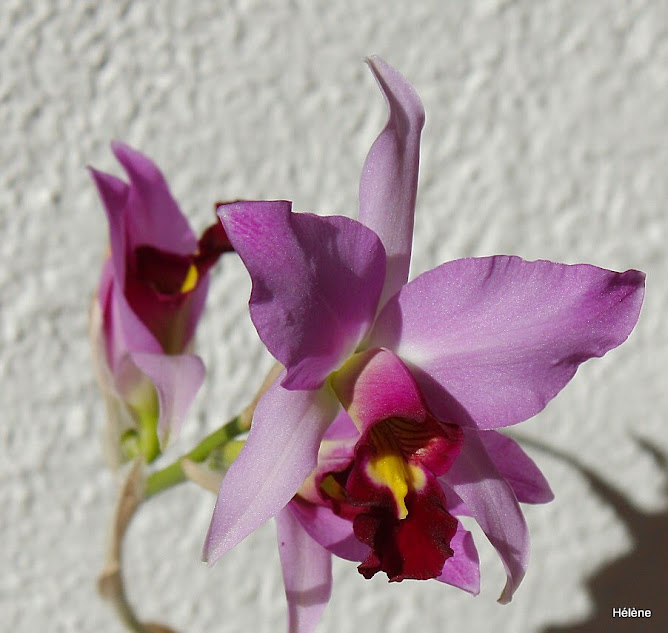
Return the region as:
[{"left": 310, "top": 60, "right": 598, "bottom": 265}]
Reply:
[
  {"left": 180, "top": 264, "right": 199, "bottom": 293},
  {"left": 366, "top": 425, "right": 426, "bottom": 520},
  {"left": 321, "top": 474, "right": 347, "bottom": 502}
]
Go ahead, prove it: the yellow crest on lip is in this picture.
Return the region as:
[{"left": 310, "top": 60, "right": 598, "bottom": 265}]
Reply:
[
  {"left": 180, "top": 264, "right": 199, "bottom": 293},
  {"left": 365, "top": 424, "right": 425, "bottom": 520}
]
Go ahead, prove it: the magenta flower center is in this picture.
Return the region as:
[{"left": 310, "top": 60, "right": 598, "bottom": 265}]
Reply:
[
  {"left": 319, "top": 416, "right": 463, "bottom": 582},
  {"left": 125, "top": 221, "right": 233, "bottom": 353}
]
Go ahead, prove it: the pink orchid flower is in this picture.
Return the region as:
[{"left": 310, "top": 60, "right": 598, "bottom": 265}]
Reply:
[
  {"left": 89, "top": 143, "right": 233, "bottom": 460},
  {"left": 204, "top": 57, "right": 644, "bottom": 632}
]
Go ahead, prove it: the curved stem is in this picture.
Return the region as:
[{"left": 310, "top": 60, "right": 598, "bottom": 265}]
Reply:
[
  {"left": 100, "top": 363, "right": 283, "bottom": 632},
  {"left": 144, "top": 362, "right": 283, "bottom": 499},
  {"left": 144, "top": 415, "right": 245, "bottom": 499},
  {"left": 99, "top": 461, "right": 167, "bottom": 633}
]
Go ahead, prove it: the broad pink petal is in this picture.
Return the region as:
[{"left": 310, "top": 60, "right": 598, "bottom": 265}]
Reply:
[
  {"left": 371, "top": 256, "right": 645, "bottom": 429},
  {"left": 289, "top": 498, "right": 370, "bottom": 563},
  {"left": 277, "top": 506, "right": 332, "bottom": 633},
  {"left": 441, "top": 429, "right": 529, "bottom": 603},
  {"left": 89, "top": 168, "right": 128, "bottom": 282},
  {"left": 131, "top": 351, "right": 205, "bottom": 444},
  {"left": 111, "top": 142, "right": 197, "bottom": 255},
  {"left": 331, "top": 348, "right": 426, "bottom": 431},
  {"left": 204, "top": 376, "right": 339, "bottom": 563},
  {"left": 218, "top": 200, "right": 386, "bottom": 390},
  {"left": 358, "top": 56, "right": 425, "bottom": 311},
  {"left": 436, "top": 521, "right": 480, "bottom": 595},
  {"left": 480, "top": 432, "right": 553, "bottom": 504}
]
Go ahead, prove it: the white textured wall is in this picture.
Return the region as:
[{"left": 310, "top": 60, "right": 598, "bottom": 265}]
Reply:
[{"left": 2, "top": 1, "right": 666, "bottom": 632}]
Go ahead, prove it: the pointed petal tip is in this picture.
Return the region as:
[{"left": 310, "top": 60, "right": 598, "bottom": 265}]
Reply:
[
  {"left": 110, "top": 140, "right": 166, "bottom": 186},
  {"left": 88, "top": 164, "right": 125, "bottom": 190},
  {"left": 364, "top": 55, "right": 425, "bottom": 131},
  {"left": 110, "top": 139, "right": 134, "bottom": 158},
  {"left": 202, "top": 518, "right": 230, "bottom": 566},
  {"left": 616, "top": 267, "right": 646, "bottom": 296},
  {"left": 88, "top": 165, "right": 111, "bottom": 191},
  {"left": 497, "top": 581, "right": 515, "bottom": 604},
  {"left": 109, "top": 140, "right": 137, "bottom": 166},
  {"left": 201, "top": 538, "right": 218, "bottom": 566},
  {"left": 88, "top": 167, "right": 129, "bottom": 223}
]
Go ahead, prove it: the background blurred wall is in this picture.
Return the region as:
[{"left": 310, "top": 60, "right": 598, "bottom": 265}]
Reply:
[{"left": 1, "top": 1, "right": 666, "bottom": 632}]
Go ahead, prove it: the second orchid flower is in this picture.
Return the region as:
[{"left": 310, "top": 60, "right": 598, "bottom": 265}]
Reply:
[{"left": 90, "top": 143, "right": 233, "bottom": 462}]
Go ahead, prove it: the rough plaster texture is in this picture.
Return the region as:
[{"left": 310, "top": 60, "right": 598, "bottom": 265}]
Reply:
[{"left": 1, "top": 1, "right": 666, "bottom": 632}]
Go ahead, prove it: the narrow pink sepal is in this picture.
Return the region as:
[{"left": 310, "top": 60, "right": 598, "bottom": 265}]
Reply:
[
  {"left": 131, "top": 351, "right": 205, "bottom": 445},
  {"left": 481, "top": 432, "right": 554, "bottom": 504},
  {"left": 436, "top": 520, "right": 480, "bottom": 595},
  {"left": 204, "top": 376, "right": 339, "bottom": 563},
  {"left": 358, "top": 56, "right": 425, "bottom": 311},
  {"left": 441, "top": 429, "right": 529, "bottom": 604},
  {"left": 277, "top": 507, "right": 333, "bottom": 633},
  {"left": 218, "top": 200, "right": 386, "bottom": 390}
]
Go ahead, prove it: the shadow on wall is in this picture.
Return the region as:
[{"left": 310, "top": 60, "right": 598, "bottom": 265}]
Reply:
[{"left": 514, "top": 434, "right": 667, "bottom": 633}]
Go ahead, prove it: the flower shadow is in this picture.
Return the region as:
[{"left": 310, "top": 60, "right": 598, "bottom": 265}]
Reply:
[{"left": 515, "top": 434, "right": 667, "bottom": 632}]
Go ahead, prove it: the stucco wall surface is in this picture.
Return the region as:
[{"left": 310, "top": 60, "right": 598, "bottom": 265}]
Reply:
[{"left": 1, "top": 1, "right": 666, "bottom": 632}]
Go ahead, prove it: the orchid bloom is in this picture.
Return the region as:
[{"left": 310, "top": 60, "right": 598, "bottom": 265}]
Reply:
[
  {"left": 204, "top": 57, "right": 645, "bottom": 632},
  {"left": 89, "top": 142, "right": 233, "bottom": 461}
]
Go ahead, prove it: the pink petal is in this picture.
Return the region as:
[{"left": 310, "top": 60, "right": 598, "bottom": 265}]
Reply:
[
  {"left": 358, "top": 56, "right": 425, "bottom": 312},
  {"left": 331, "top": 348, "right": 427, "bottom": 431},
  {"left": 111, "top": 284, "right": 162, "bottom": 355},
  {"left": 371, "top": 256, "right": 645, "bottom": 429},
  {"left": 480, "top": 432, "right": 553, "bottom": 504},
  {"left": 289, "top": 498, "right": 370, "bottom": 563},
  {"left": 111, "top": 141, "right": 197, "bottom": 255},
  {"left": 88, "top": 167, "right": 129, "bottom": 283},
  {"left": 204, "top": 376, "right": 339, "bottom": 563},
  {"left": 436, "top": 521, "right": 480, "bottom": 595},
  {"left": 323, "top": 409, "right": 358, "bottom": 440},
  {"left": 277, "top": 506, "right": 333, "bottom": 633},
  {"left": 218, "top": 200, "right": 386, "bottom": 390},
  {"left": 131, "top": 351, "right": 205, "bottom": 444},
  {"left": 296, "top": 432, "right": 356, "bottom": 506},
  {"left": 95, "top": 258, "right": 122, "bottom": 373},
  {"left": 441, "top": 429, "right": 529, "bottom": 603},
  {"left": 181, "top": 273, "right": 210, "bottom": 350}
]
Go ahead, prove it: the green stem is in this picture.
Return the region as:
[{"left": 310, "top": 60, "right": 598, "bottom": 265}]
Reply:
[{"left": 144, "top": 416, "right": 245, "bottom": 499}]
